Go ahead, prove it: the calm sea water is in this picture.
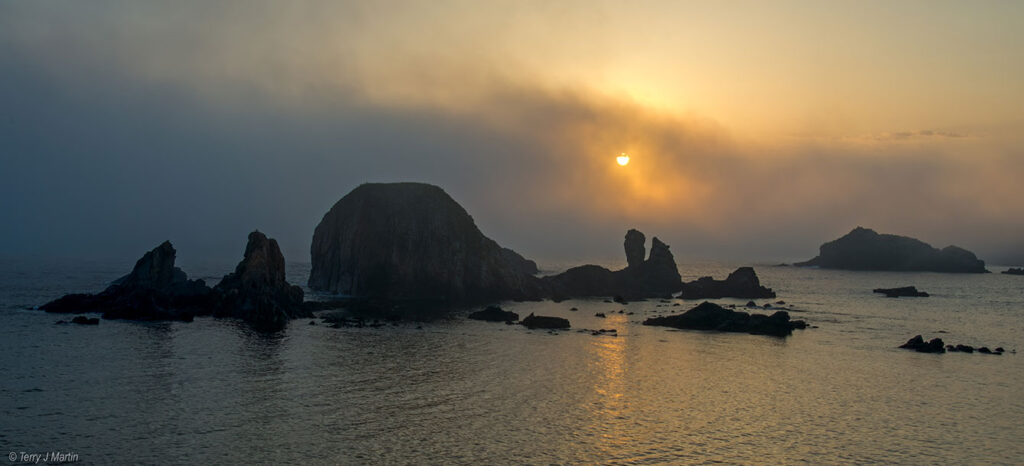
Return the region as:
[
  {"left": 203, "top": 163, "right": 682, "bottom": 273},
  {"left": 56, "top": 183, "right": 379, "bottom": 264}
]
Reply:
[{"left": 1, "top": 258, "right": 1022, "bottom": 464}]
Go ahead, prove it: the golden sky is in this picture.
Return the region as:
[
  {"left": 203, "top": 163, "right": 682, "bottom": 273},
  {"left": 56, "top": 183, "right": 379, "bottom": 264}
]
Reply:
[{"left": 2, "top": 1, "right": 1023, "bottom": 262}]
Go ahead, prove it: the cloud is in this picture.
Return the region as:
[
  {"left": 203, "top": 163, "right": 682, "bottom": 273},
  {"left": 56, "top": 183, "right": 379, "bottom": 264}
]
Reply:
[{"left": 1, "top": 1, "right": 1021, "bottom": 266}]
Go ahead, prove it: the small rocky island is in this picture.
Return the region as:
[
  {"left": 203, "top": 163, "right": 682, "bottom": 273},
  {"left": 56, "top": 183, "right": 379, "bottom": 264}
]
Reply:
[
  {"left": 677, "top": 267, "right": 776, "bottom": 300},
  {"left": 643, "top": 301, "right": 807, "bottom": 337},
  {"left": 1003, "top": 268, "right": 1024, "bottom": 276},
  {"left": 873, "top": 286, "right": 929, "bottom": 298},
  {"left": 795, "top": 227, "right": 988, "bottom": 273},
  {"left": 41, "top": 231, "right": 309, "bottom": 330}
]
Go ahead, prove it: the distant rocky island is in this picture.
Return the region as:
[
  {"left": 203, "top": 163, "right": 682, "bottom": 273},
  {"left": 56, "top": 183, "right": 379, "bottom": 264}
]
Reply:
[
  {"left": 795, "top": 227, "right": 988, "bottom": 273},
  {"left": 1003, "top": 268, "right": 1024, "bottom": 276}
]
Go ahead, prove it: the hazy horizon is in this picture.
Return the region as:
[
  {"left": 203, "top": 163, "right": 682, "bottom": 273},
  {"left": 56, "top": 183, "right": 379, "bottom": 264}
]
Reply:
[{"left": 2, "top": 1, "right": 1023, "bottom": 266}]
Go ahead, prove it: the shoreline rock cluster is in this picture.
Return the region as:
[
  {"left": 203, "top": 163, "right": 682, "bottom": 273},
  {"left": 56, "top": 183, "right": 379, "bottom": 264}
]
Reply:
[
  {"left": 899, "top": 335, "right": 1006, "bottom": 355},
  {"left": 307, "top": 183, "right": 779, "bottom": 307},
  {"left": 41, "top": 231, "right": 309, "bottom": 330}
]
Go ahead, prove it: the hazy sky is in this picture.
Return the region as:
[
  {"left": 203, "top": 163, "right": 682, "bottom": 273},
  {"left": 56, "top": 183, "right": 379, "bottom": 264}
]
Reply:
[{"left": 2, "top": 0, "right": 1023, "bottom": 267}]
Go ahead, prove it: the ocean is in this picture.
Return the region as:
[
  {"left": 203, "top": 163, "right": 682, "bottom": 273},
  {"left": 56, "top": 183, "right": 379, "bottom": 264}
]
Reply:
[{"left": 1, "top": 258, "right": 1022, "bottom": 464}]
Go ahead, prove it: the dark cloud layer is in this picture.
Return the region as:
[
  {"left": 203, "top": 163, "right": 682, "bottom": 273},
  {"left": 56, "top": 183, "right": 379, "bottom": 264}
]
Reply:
[{"left": 2, "top": 2, "right": 1022, "bottom": 268}]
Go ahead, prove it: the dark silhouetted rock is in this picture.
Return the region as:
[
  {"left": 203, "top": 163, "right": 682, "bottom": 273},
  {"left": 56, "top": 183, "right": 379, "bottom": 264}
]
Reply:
[
  {"left": 624, "top": 229, "right": 646, "bottom": 269},
  {"left": 796, "top": 227, "right": 987, "bottom": 273},
  {"left": 468, "top": 305, "right": 519, "bottom": 322},
  {"left": 499, "top": 247, "right": 540, "bottom": 276},
  {"left": 70, "top": 316, "right": 99, "bottom": 325},
  {"left": 40, "top": 241, "right": 211, "bottom": 321},
  {"left": 595, "top": 312, "right": 606, "bottom": 318},
  {"left": 899, "top": 335, "right": 946, "bottom": 353},
  {"left": 213, "top": 231, "right": 309, "bottom": 331},
  {"left": 520, "top": 313, "right": 570, "bottom": 329},
  {"left": 544, "top": 230, "right": 682, "bottom": 299},
  {"left": 1003, "top": 268, "right": 1024, "bottom": 275},
  {"left": 678, "top": 267, "right": 776, "bottom": 300},
  {"left": 642, "top": 301, "right": 807, "bottom": 337},
  {"left": 308, "top": 183, "right": 546, "bottom": 303},
  {"left": 873, "top": 286, "right": 929, "bottom": 298}
]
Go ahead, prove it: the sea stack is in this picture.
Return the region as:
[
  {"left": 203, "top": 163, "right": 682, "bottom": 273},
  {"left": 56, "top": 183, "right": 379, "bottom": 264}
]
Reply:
[
  {"left": 40, "top": 240, "right": 211, "bottom": 321},
  {"left": 796, "top": 227, "right": 988, "bottom": 273},
  {"left": 543, "top": 230, "right": 683, "bottom": 299},
  {"left": 213, "top": 231, "right": 309, "bottom": 330},
  {"left": 308, "top": 183, "right": 546, "bottom": 302}
]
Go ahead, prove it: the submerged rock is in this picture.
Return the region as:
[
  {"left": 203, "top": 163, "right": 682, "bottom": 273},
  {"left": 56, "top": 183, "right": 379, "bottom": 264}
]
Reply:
[
  {"left": 796, "top": 227, "right": 987, "bottom": 273},
  {"left": 678, "top": 267, "right": 776, "bottom": 300},
  {"left": 40, "top": 241, "right": 211, "bottom": 321},
  {"left": 520, "top": 313, "right": 570, "bottom": 329},
  {"left": 308, "top": 183, "right": 546, "bottom": 303},
  {"left": 69, "top": 316, "right": 99, "bottom": 325},
  {"left": 213, "top": 231, "right": 309, "bottom": 331},
  {"left": 468, "top": 305, "right": 519, "bottom": 322},
  {"left": 873, "top": 286, "right": 929, "bottom": 298},
  {"left": 642, "top": 301, "right": 807, "bottom": 337}
]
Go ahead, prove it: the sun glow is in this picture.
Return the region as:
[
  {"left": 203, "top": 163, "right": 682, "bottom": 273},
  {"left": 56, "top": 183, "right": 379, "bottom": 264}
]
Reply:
[{"left": 616, "top": 153, "right": 630, "bottom": 166}]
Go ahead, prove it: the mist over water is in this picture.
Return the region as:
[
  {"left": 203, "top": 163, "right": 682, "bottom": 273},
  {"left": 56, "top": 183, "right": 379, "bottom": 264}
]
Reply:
[{"left": 2, "top": 260, "right": 1022, "bottom": 463}]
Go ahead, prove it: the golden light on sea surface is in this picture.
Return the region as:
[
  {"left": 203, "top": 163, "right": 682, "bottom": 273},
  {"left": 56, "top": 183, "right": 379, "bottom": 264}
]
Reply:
[{"left": 616, "top": 153, "right": 630, "bottom": 166}]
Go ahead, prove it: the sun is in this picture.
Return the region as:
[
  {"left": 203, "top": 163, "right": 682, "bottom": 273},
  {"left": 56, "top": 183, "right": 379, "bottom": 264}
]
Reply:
[{"left": 616, "top": 153, "right": 630, "bottom": 166}]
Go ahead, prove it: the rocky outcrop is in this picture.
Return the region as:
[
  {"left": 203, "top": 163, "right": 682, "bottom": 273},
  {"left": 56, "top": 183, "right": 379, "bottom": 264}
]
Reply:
[
  {"left": 544, "top": 230, "right": 682, "bottom": 299},
  {"left": 213, "top": 231, "right": 309, "bottom": 331},
  {"left": 678, "top": 267, "right": 776, "bottom": 299},
  {"left": 468, "top": 305, "right": 519, "bottom": 322},
  {"left": 873, "top": 286, "right": 929, "bottom": 298},
  {"left": 520, "top": 313, "right": 570, "bottom": 329},
  {"left": 54, "top": 316, "right": 100, "bottom": 325},
  {"left": 643, "top": 301, "right": 806, "bottom": 337},
  {"left": 40, "top": 241, "right": 211, "bottom": 321},
  {"left": 308, "top": 183, "right": 546, "bottom": 303},
  {"left": 796, "top": 227, "right": 988, "bottom": 273},
  {"left": 624, "top": 229, "right": 646, "bottom": 268},
  {"left": 899, "top": 335, "right": 946, "bottom": 353},
  {"left": 1003, "top": 268, "right": 1024, "bottom": 276},
  {"left": 900, "top": 335, "right": 1007, "bottom": 355}
]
